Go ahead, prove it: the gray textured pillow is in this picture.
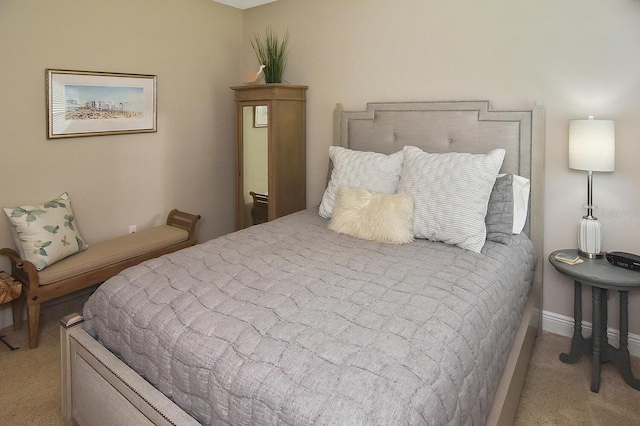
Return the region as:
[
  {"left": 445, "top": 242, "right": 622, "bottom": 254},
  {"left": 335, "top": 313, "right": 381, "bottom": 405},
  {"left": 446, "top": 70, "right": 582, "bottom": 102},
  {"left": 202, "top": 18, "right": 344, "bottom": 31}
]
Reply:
[
  {"left": 397, "top": 146, "right": 505, "bottom": 253},
  {"left": 319, "top": 146, "right": 404, "bottom": 219},
  {"left": 486, "top": 174, "right": 514, "bottom": 245}
]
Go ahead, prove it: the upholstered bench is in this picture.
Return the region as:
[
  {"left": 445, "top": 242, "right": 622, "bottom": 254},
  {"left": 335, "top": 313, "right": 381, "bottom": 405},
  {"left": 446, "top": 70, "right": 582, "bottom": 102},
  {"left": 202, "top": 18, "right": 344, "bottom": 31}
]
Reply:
[{"left": 1, "top": 209, "right": 200, "bottom": 349}]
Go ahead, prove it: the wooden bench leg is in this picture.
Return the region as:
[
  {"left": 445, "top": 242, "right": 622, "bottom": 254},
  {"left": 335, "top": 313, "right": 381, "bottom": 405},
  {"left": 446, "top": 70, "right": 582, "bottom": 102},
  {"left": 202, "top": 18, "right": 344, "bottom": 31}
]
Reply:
[
  {"left": 27, "top": 302, "right": 41, "bottom": 349},
  {"left": 11, "top": 292, "right": 25, "bottom": 331}
]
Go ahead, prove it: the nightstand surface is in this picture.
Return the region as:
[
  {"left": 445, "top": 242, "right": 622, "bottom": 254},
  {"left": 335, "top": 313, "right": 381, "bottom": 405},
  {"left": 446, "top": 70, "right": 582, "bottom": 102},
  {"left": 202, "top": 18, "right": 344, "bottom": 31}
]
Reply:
[{"left": 549, "top": 249, "right": 640, "bottom": 290}]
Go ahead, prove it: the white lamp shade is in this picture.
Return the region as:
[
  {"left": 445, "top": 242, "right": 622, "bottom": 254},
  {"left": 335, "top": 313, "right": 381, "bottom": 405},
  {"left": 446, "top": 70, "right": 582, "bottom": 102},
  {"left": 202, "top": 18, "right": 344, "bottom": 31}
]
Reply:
[{"left": 569, "top": 117, "right": 615, "bottom": 172}]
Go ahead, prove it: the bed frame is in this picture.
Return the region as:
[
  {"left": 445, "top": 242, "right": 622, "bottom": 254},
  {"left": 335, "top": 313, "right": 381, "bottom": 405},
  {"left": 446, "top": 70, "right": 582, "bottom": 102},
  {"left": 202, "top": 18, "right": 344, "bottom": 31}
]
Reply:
[{"left": 61, "top": 100, "right": 545, "bottom": 426}]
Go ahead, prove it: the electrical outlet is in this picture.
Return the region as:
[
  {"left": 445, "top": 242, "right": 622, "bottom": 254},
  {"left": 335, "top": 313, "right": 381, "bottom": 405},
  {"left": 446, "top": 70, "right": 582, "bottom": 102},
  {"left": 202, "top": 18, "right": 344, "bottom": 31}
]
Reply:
[{"left": 128, "top": 225, "right": 137, "bottom": 234}]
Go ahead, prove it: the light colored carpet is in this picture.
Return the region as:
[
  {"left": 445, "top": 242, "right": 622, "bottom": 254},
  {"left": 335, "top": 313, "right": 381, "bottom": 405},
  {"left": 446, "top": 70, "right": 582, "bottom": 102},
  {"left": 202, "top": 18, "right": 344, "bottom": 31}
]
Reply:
[
  {"left": 1, "top": 297, "right": 639, "bottom": 425},
  {"left": 0, "top": 295, "right": 86, "bottom": 426},
  {"left": 514, "top": 331, "right": 640, "bottom": 425}
]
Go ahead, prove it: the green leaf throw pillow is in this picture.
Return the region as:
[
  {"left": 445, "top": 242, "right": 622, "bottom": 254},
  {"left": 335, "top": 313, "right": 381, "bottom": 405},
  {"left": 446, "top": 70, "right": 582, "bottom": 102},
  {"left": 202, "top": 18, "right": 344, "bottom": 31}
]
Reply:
[{"left": 3, "top": 193, "right": 89, "bottom": 271}]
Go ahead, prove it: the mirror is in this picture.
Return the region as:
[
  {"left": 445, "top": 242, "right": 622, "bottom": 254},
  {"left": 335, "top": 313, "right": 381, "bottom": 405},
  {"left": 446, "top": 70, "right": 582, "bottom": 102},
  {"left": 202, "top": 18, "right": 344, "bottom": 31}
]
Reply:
[{"left": 241, "top": 105, "right": 268, "bottom": 228}]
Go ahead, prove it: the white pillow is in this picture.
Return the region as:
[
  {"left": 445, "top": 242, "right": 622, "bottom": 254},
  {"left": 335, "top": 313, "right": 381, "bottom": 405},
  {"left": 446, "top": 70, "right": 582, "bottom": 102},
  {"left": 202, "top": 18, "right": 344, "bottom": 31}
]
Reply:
[
  {"left": 397, "top": 146, "right": 505, "bottom": 253},
  {"left": 329, "top": 186, "right": 414, "bottom": 244},
  {"left": 3, "top": 193, "right": 89, "bottom": 270},
  {"left": 497, "top": 173, "right": 530, "bottom": 234},
  {"left": 319, "top": 146, "right": 403, "bottom": 219},
  {"left": 512, "top": 174, "right": 530, "bottom": 234}
]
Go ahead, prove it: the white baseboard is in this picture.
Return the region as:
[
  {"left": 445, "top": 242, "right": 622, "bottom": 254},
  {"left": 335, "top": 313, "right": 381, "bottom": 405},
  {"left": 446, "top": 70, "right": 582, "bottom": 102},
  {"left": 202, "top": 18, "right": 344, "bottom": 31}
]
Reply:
[{"left": 542, "top": 310, "right": 640, "bottom": 358}]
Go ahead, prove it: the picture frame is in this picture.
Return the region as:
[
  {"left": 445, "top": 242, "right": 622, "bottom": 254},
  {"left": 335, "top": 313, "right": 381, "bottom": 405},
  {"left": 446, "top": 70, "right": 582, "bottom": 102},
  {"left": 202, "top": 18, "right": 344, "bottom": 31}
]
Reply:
[
  {"left": 254, "top": 105, "right": 268, "bottom": 128},
  {"left": 46, "top": 69, "right": 157, "bottom": 139}
]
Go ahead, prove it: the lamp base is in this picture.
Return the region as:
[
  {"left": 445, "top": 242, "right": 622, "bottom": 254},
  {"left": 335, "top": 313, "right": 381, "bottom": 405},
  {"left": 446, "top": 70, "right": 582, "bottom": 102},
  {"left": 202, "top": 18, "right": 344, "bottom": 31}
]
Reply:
[
  {"left": 578, "top": 216, "right": 603, "bottom": 258},
  {"left": 577, "top": 249, "right": 604, "bottom": 259}
]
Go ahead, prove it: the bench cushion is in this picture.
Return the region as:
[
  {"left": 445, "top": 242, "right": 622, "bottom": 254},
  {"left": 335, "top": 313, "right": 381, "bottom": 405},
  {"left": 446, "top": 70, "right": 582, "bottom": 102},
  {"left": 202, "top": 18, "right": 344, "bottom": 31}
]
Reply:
[{"left": 38, "top": 225, "right": 189, "bottom": 285}]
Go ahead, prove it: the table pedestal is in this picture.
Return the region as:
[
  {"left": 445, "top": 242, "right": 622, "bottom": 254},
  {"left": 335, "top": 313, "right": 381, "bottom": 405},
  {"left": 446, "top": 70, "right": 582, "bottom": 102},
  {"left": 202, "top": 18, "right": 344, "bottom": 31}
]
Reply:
[{"left": 560, "top": 281, "right": 640, "bottom": 392}]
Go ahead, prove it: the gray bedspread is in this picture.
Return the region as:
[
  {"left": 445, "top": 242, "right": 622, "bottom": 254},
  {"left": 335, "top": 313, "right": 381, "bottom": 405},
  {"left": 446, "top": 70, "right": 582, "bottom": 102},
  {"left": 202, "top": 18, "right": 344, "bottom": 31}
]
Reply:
[{"left": 83, "top": 208, "right": 536, "bottom": 425}]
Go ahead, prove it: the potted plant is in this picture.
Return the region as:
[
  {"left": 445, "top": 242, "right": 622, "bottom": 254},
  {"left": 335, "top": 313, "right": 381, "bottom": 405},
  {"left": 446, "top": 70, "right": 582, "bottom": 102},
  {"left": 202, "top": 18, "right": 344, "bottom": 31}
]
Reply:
[{"left": 250, "top": 27, "right": 289, "bottom": 84}]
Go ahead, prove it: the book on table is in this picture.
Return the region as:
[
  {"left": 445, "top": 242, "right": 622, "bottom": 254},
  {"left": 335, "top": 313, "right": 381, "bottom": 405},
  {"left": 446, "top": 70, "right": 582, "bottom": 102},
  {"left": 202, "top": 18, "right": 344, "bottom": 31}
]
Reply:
[{"left": 554, "top": 252, "right": 583, "bottom": 265}]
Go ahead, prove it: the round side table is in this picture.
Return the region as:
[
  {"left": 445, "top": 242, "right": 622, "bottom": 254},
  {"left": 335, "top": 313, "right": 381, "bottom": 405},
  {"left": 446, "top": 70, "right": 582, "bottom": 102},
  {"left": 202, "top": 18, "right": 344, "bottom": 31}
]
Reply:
[{"left": 549, "top": 249, "right": 640, "bottom": 393}]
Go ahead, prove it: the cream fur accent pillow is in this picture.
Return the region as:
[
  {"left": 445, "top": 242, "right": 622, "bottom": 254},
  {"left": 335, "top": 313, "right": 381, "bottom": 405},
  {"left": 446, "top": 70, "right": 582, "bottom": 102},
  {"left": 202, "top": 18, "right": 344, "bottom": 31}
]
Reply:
[{"left": 329, "top": 186, "right": 414, "bottom": 245}]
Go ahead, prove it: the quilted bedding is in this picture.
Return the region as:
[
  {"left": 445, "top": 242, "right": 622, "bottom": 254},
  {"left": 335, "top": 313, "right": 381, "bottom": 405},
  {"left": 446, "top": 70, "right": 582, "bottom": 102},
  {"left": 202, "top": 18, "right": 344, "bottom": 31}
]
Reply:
[{"left": 83, "top": 208, "right": 536, "bottom": 425}]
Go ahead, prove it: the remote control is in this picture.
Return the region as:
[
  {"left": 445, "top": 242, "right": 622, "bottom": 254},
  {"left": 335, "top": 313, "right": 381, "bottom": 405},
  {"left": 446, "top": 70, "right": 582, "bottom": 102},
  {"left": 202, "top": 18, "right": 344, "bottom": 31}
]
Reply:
[{"left": 606, "top": 251, "right": 640, "bottom": 271}]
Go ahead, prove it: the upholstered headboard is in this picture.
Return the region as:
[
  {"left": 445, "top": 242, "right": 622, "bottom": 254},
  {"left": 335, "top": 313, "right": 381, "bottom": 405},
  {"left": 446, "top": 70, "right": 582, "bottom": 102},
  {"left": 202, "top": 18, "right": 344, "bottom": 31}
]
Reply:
[{"left": 333, "top": 100, "right": 545, "bottom": 286}]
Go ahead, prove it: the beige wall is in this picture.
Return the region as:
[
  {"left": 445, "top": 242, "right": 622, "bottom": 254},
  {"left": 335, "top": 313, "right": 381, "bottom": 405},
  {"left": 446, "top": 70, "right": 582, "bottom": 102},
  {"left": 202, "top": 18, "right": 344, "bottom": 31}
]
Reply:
[
  {"left": 0, "top": 1, "right": 241, "bottom": 248},
  {"left": 241, "top": 0, "right": 640, "bottom": 333},
  {"left": 0, "top": 0, "right": 241, "bottom": 323}
]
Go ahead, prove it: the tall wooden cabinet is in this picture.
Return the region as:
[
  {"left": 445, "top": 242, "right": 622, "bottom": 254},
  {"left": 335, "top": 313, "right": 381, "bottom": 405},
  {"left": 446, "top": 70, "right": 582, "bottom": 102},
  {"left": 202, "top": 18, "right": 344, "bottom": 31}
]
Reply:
[{"left": 231, "top": 84, "right": 308, "bottom": 230}]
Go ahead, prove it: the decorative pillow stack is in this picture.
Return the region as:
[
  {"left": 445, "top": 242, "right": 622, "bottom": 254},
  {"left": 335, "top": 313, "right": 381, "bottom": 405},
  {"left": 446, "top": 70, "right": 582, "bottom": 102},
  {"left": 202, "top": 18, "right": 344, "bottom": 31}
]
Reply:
[
  {"left": 321, "top": 146, "right": 528, "bottom": 252},
  {"left": 3, "top": 193, "right": 89, "bottom": 271}
]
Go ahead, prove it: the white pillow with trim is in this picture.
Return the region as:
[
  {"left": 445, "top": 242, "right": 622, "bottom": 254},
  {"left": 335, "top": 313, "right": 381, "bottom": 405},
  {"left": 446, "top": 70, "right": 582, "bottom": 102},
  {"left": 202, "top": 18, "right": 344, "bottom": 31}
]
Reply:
[{"left": 497, "top": 173, "right": 530, "bottom": 234}]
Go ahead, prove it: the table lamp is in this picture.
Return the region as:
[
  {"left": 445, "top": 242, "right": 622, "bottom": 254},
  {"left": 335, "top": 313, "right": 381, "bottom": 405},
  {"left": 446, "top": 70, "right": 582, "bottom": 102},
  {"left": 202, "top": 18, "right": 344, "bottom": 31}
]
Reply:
[{"left": 569, "top": 116, "right": 615, "bottom": 258}]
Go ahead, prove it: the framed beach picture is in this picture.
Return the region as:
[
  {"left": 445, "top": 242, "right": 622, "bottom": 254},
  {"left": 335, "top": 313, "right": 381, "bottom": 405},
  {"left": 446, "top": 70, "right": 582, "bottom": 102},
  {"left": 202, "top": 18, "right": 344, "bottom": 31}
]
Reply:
[{"left": 46, "top": 69, "right": 157, "bottom": 139}]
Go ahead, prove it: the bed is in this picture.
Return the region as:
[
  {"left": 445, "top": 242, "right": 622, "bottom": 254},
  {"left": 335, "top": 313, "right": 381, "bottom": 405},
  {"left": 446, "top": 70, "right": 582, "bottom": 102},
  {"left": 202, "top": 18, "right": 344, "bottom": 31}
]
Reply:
[{"left": 61, "top": 100, "right": 545, "bottom": 425}]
